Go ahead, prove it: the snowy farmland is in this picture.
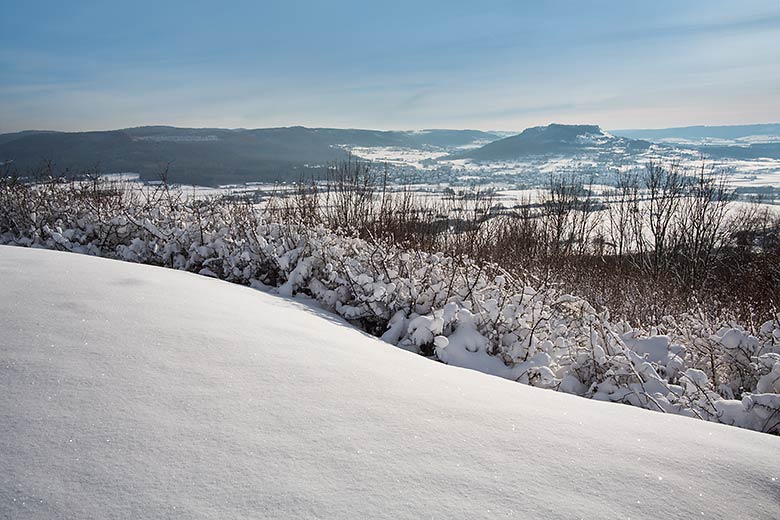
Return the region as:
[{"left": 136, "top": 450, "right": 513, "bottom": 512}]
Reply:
[
  {"left": 343, "top": 141, "right": 780, "bottom": 191},
  {"left": 1, "top": 246, "right": 779, "bottom": 519}
]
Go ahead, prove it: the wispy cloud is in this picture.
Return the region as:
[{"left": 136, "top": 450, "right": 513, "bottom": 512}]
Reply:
[{"left": 1, "top": 0, "right": 778, "bottom": 132}]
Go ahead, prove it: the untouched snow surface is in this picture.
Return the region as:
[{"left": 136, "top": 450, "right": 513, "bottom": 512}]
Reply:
[{"left": 1, "top": 246, "right": 779, "bottom": 519}]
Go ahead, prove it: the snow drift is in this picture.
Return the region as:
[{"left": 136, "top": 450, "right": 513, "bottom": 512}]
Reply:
[{"left": 1, "top": 246, "right": 779, "bottom": 519}]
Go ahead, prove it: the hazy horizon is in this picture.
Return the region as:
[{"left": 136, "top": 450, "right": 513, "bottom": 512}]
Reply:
[
  {"left": 5, "top": 121, "right": 780, "bottom": 136},
  {"left": 2, "top": 0, "right": 779, "bottom": 133}
]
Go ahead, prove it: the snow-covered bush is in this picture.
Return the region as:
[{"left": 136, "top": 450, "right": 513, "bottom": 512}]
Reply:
[{"left": 2, "top": 176, "right": 779, "bottom": 435}]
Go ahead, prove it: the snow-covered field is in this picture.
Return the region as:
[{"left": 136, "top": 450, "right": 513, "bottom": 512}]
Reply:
[
  {"left": 345, "top": 144, "right": 780, "bottom": 190},
  {"left": 1, "top": 246, "right": 779, "bottom": 519}
]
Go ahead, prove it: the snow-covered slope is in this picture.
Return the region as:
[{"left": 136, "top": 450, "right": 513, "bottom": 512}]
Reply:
[{"left": 1, "top": 246, "right": 778, "bottom": 519}]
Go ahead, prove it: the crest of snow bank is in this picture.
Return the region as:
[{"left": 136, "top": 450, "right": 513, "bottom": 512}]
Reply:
[
  {"left": 1, "top": 246, "right": 779, "bottom": 520},
  {"left": 1, "top": 187, "right": 780, "bottom": 436}
]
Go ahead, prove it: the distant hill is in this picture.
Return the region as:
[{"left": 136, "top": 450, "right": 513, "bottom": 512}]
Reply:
[
  {"left": 694, "top": 142, "right": 780, "bottom": 160},
  {"left": 612, "top": 123, "right": 780, "bottom": 142},
  {"left": 612, "top": 124, "right": 780, "bottom": 160},
  {"left": 457, "top": 124, "right": 651, "bottom": 161},
  {"left": 6, "top": 123, "right": 777, "bottom": 185},
  {"left": 401, "top": 129, "right": 499, "bottom": 148},
  {"left": 0, "top": 126, "right": 500, "bottom": 185},
  {"left": 0, "top": 130, "right": 60, "bottom": 146}
]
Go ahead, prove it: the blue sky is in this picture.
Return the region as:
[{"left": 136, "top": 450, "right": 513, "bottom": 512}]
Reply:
[{"left": 1, "top": 0, "right": 779, "bottom": 132}]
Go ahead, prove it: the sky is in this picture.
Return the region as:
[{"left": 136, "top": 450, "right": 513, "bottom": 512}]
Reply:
[{"left": 1, "top": 0, "right": 779, "bottom": 133}]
